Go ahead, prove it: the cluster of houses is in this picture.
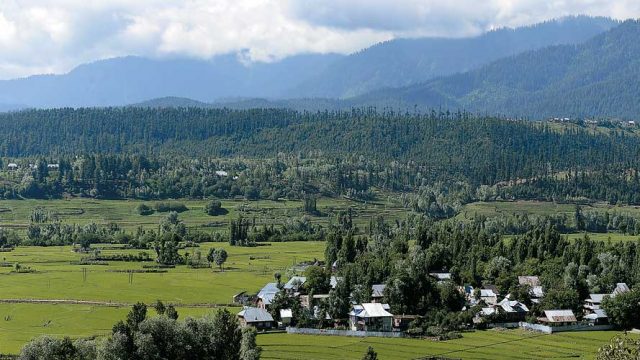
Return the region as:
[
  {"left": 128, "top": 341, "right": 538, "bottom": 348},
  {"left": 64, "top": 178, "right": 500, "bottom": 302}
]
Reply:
[
  {"left": 472, "top": 276, "right": 630, "bottom": 329},
  {"left": 235, "top": 272, "right": 631, "bottom": 334},
  {"left": 6, "top": 163, "right": 59, "bottom": 171}
]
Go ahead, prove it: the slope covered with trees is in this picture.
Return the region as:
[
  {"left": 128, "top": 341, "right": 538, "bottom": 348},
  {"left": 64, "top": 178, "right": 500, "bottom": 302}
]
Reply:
[{"left": 357, "top": 20, "right": 640, "bottom": 119}]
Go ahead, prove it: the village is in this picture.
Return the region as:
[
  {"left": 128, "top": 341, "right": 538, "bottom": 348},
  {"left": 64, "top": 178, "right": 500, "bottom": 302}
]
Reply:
[{"left": 234, "top": 269, "right": 629, "bottom": 337}]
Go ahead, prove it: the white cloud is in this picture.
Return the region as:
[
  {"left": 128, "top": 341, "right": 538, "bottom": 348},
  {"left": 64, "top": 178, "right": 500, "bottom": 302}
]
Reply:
[{"left": 0, "top": 0, "right": 637, "bottom": 79}]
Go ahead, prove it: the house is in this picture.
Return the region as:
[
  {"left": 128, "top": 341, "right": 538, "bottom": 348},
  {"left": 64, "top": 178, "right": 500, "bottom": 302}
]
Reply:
[
  {"left": 7, "top": 163, "right": 18, "bottom": 170},
  {"left": 215, "top": 170, "right": 229, "bottom": 177},
  {"left": 538, "top": 310, "right": 577, "bottom": 326},
  {"left": 429, "top": 272, "right": 452, "bottom": 283},
  {"left": 349, "top": 303, "right": 394, "bottom": 332},
  {"left": 584, "top": 294, "right": 606, "bottom": 311},
  {"left": 300, "top": 294, "right": 330, "bottom": 309},
  {"left": 530, "top": 286, "right": 545, "bottom": 303},
  {"left": 280, "top": 309, "right": 293, "bottom": 326},
  {"left": 47, "top": 163, "right": 59, "bottom": 169},
  {"left": 257, "top": 282, "right": 280, "bottom": 309},
  {"left": 283, "top": 276, "right": 306, "bottom": 293},
  {"left": 612, "top": 283, "right": 630, "bottom": 296},
  {"left": 585, "top": 309, "right": 609, "bottom": 326},
  {"left": 237, "top": 307, "right": 275, "bottom": 329},
  {"left": 518, "top": 276, "right": 540, "bottom": 287},
  {"left": 480, "top": 289, "right": 499, "bottom": 306},
  {"left": 232, "top": 291, "right": 251, "bottom": 305},
  {"left": 584, "top": 283, "right": 630, "bottom": 311},
  {"left": 371, "top": 284, "right": 386, "bottom": 303},
  {"left": 496, "top": 298, "right": 529, "bottom": 321}
]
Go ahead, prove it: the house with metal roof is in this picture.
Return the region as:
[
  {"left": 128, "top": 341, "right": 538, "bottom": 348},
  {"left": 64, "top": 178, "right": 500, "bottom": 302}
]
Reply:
[
  {"left": 538, "top": 310, "right": 577, "bottom": 326},
  {"left": 237, "top": 307, "right": 276, "bottom": 329},
  {"left": 257, "top": 282, "right": 280, "bottom": 309},
  {"left": 371, "top": 284, "right": 386, "bottom": 303},
  {"left": 585, "top": 309, "right": 609, "bottom": 325},
  {"left": 349, "top": 303, "right": 394, "bottom": 332}
]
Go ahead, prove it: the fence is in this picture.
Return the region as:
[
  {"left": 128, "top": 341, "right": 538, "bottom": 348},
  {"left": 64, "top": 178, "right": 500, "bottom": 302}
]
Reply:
[
  {"left": 286, "top": 327, "right": 405, "bottom": 338},
  {"left": 519, "top": 322, "right": 613, "bottom": 334}
]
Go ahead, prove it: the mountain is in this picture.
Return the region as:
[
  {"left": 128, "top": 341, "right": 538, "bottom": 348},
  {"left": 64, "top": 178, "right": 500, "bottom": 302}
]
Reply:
[
  {"left": 355, "top": 19, "right": 640, "bottom": 119},
  {"left": 0, "top": 54, "right": 342, "bottom": 108},
  {"left": 289, "top": 16, "right": 618, "bottom": 98},
  {"left": 0, "top": 16, "right": 618, "bottom": 109}
]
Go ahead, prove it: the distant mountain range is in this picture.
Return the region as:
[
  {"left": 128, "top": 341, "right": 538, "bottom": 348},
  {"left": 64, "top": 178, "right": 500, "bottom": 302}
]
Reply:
[
  {"left": 352, "top": 19, "right": 640, "bottom": 119},
  {"left": 0, "top": 16, "right": 619, "bottom": 113}
]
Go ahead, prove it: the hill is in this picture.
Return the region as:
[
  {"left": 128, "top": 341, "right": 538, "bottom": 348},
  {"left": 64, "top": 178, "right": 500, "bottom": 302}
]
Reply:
[
  {"left": 289, "top": 16, "right": 618, "bottom": 98},
  {"left": 356, "top": 20, "right": 640, "bottom": 119},
  {"left": 0, "top": 54, "right": 342, "bottom": 108}
]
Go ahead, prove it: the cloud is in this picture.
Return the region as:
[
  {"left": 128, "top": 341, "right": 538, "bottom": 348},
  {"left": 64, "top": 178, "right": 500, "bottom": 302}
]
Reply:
[{"left": 0, "top": 0, "right": 637, "bottom": 79}]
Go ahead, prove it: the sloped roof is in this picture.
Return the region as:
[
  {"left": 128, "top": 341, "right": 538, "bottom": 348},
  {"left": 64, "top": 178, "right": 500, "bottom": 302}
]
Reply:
[
  {"left": 330, "top": 276, "right": 342, "bottom": 289},
  {"left": 350, "top": 303, "right": 393, "bottom": 318},
  {"left": 480, "top": 289, "right": 497, "bottom": 297},
  {"left": 612, "top": 283, "right": 630, "bottom": 296},
  {"left": 257, "top": 282, "right": 280, "bottom": 305},
  {"left": 430, "top": 272, "right": 452, "bottom": 281},
  {"left": 371, "top": 284, "right": 386, "bottom": 298},
  {"left": 498, "top": 298, "right": 529, "bottom": 313},
  {"left": 544, "top": 310, "right": 577, "bottom": 323},
  {"left": 518, "top": 276, "right": 541, "bottom": 287},
  {"left": 238, "top": 307, "right": 274, "bottom": 323},
  {"left": 531, "top": 286, "right": 544, "bottom": 298},
  {"left": 585, "top": 309, "right": 608, "bottom": 320},
  {"left": 284, "top": 276, "right": 306, "bottom": 290},
  {"left": 587, "top": 294, "right": 606, "bottom": 303}
]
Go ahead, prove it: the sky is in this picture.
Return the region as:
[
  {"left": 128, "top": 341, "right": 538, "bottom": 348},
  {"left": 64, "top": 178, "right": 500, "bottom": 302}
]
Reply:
[{"left": 0, "top": 0, "right": 638, "bottom": 79}]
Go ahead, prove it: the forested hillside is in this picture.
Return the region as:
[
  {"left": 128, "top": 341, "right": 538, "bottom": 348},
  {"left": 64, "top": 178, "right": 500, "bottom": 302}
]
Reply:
[
  {"left": 2, "top": 108, "right": 640, "bottom": 207},
  {"left": 357, "top": 20, "right": 640, "bottom": 119},
  {"left": 290, "top": 16, "right": 617, "bottom": 98}
]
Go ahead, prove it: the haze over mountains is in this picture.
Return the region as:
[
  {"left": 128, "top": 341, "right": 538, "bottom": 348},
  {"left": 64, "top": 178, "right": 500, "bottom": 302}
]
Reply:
[{"left": 1, "top": 15, "right": 638, "bottom": 119}]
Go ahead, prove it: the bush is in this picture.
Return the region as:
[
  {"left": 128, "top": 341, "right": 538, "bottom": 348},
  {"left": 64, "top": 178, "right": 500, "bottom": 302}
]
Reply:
[
  {"left": 154, "top": 202, "right": 188, "bottom": 213},
  {"left": 136, "top": 204, "right": 154, "bottom": 216},
  {"left": 204, "top": 200, "right": 228, "bottom": 216}
]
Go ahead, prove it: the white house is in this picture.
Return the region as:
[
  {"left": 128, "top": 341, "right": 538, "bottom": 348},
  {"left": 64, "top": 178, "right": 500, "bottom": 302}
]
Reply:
[{"left": 349, "top": 303, "right": 394, "bottom": 332}]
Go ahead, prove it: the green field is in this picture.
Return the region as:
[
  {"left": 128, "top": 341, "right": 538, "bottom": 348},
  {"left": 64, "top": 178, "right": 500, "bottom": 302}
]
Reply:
[
  {"left": 0, "top": 197, "right": 407, "bottom": 233},
  {"left": 257, "top": 330, "right": 625, "bottom": 360},
  {"left": 458, "top": 200, "right": 640, "bottom": 219}
]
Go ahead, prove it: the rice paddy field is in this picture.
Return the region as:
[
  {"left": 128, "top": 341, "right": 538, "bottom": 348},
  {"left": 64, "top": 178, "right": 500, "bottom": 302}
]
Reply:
[{"left": 258, "top": 330, "right": 627, "bottom": 360}]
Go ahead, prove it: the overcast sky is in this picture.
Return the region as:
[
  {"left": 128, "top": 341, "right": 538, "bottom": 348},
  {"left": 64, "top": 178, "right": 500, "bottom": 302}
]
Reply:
[{"left": 0, "top": 0, "right": 638, "bottom": 79}]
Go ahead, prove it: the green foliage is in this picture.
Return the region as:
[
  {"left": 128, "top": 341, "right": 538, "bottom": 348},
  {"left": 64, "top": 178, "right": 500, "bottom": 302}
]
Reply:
[
  {"left": 361, "top": 346, "right": 378, "bottom": 360},
  {"left": 602, "top": 289, "right": 640, "bottom": 329},
  {"left": 205, "top": 200, "right": 228, "bottom": 216},
  {"left": 136, "top": 204, "right": 154, "bottom": 216},
  {"left": 596, "top": 335, "right": 640, "bottom": 360},
  {"left": 303, "top": 266, "right": 331, "bottom": 294}
]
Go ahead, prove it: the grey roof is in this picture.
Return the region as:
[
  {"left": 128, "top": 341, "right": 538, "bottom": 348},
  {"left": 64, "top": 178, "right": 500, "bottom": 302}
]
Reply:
[
  {"left": 531, "top": 286, "right": 544, "bottom": 298},
  {"left": 518, "top": 276, "right": 541, "bottom": 287},
  {"left": 371, "top": 284, "right": 386, "bottom": 298},
  {"left": 429, "top": 272, "right": 452, "bottom": 281},
  {"left": 585, "top": 309, "right": 608, "bottom": 320},
  {"left": 612, "top": 283, "right": 630, "bottom": 296},
  {"left": 257, "top": 282, "right": 280, "bottom": 305},
  {"left": 284, "top": 276, "right": 306, "bottom": 290},
  {"left": 587, "top": 294, "right": 606, "bottom": 304},
  {"left": 238, "top": 307, "right": 274, "bottom": 323},
  {"left": 498, "top": 298, "right": 529, "bottom": 313}
]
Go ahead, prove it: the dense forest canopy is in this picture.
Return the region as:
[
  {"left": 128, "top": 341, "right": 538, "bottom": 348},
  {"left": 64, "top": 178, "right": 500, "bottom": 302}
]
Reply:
[{"left": 1, "top": 108, "right": 640, "bottom": 208}]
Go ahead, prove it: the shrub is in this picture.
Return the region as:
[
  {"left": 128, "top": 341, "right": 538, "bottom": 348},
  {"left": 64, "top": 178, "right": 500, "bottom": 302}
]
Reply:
[{"left": 136, "top": 204, "right": 154, "bottom": 216}]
